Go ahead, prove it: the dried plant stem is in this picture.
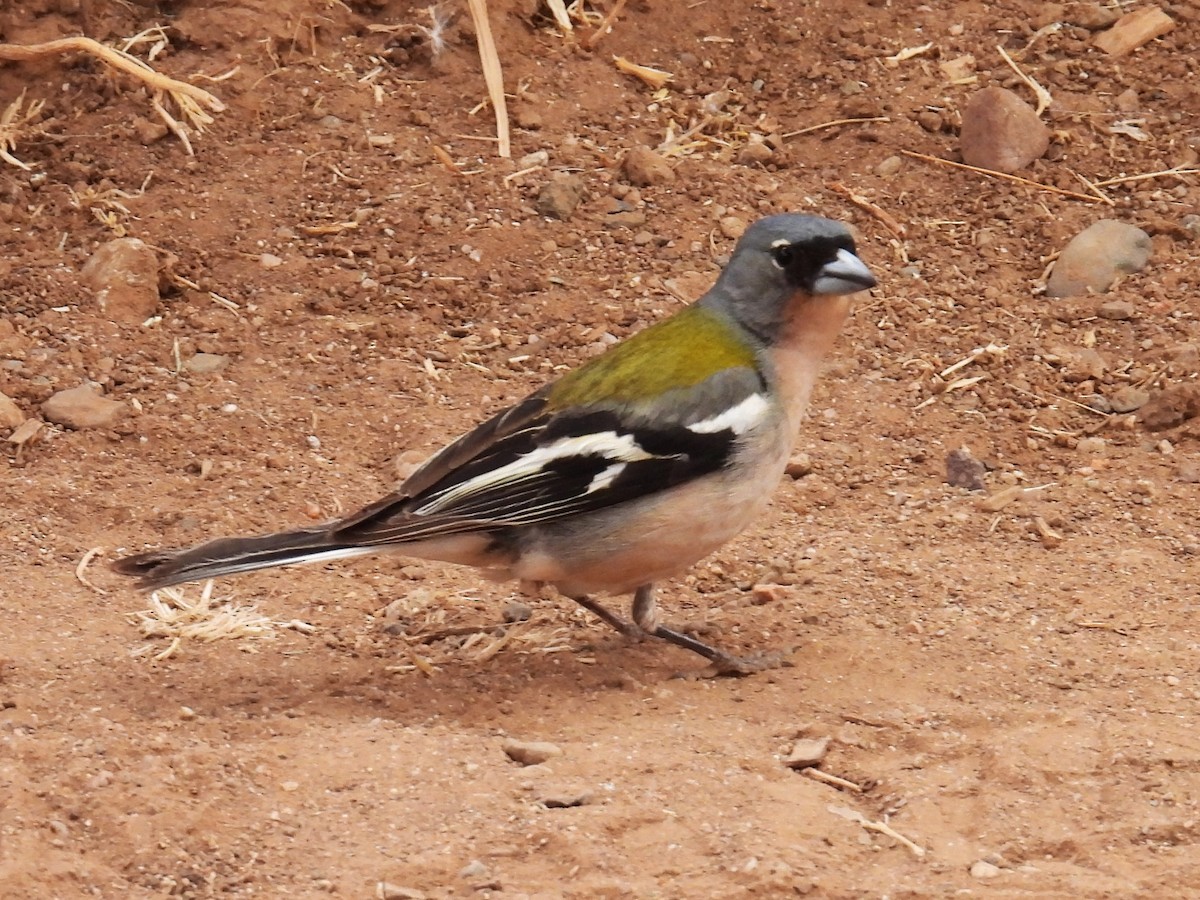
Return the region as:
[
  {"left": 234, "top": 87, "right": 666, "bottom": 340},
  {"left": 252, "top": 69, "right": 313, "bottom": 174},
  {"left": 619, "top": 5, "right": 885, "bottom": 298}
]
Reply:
[
  {"left": 582, "top": 0, "right": 628, "bottom": 51},
  {"left": 829, "top": 180, "right": 907, "bottom": 238},
  {"left": 0, "top": 36, "right": 225, "bottom": 155},
  {"left": 781, "top": 116, "right": 890, "bottom": 139},
  {"left": 466, "top": 0, "right": 510, "bottom": 158},
  {"left": 900, "top": 149, "right": 1102, "bottom": 202}
]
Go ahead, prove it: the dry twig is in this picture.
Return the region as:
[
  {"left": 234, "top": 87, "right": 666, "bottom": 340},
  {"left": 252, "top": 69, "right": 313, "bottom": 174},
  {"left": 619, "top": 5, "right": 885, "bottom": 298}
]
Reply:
[
  {"left": 827, "top": 805, "right": 927, "bottom": 858},
  {"left": 465, "top": 0, "right": 510, "bottom": 158},
  {"left": 0, "top": 90, "right": 46, "bottom": 169},
  {"left": 582, "top": 0, "right": 627, "bottom": 50},
  {"left": 0, "top": 36, "right": 225, "bottom": 156},
  {"left": 781, "top": 116, "right": 890, "bottom": 139},
  {"left": 829, "top": 180, "right": 906, "bottom": 238},
  {"left": 900, "top": 150, "right": 1102, "bottom": 202},
  {"left": 75, "top": 547, "right": 108, "bottom": 596}
]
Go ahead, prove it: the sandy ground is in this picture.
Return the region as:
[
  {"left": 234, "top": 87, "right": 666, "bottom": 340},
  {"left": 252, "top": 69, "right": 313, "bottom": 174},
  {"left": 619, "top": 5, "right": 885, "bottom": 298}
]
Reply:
[{"left": 2, "top": 0, "right": 1199, "bottom": 896}]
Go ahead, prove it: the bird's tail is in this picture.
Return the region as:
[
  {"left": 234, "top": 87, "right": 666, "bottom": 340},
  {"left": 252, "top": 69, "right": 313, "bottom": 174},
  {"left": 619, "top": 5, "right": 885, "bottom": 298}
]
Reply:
[{"left": 111, "top": 528, "right": 377, "bottom": 590}]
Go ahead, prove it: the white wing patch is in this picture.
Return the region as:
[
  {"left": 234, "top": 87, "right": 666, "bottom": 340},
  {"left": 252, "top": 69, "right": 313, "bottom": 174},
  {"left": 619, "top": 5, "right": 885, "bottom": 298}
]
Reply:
[
  {"left": 586, "top": 462, "right": 628, "bottom": 494},
  {"left": 687, "top": 393, "right": 769, "bottom": 436},
  {"left": 415, "top": 431, "right": 653, "bottom": 515}
]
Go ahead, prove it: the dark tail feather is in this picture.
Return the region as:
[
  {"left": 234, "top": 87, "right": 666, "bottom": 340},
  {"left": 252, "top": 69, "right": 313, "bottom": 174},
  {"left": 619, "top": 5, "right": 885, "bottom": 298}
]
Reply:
[{"left": 111, "top": 528, "right": 374, "bottom": 590}]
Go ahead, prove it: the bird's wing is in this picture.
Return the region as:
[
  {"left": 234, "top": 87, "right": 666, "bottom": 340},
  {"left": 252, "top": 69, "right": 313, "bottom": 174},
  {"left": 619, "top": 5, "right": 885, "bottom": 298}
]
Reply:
[{"left": 331, "top": 365, "right": 769, "bottom": 546}]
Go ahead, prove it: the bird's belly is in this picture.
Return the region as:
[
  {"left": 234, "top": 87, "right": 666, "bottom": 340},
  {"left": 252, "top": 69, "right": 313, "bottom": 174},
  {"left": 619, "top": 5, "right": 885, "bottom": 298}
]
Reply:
[{"left": 513, "top": 456, "right": 785, "bottom": 597}]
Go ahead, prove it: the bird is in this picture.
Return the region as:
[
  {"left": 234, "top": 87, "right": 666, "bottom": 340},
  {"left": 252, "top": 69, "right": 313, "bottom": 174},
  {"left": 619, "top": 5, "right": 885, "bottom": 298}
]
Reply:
[{"left": 113, "top": 213, "right": 877, "bottom": 674}]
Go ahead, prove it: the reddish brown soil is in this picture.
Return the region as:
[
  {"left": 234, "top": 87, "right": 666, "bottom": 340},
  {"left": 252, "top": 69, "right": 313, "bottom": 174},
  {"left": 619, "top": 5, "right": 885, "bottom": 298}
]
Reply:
[{"left": 2, "top": 1, "right": 1199, "bottom": 896}]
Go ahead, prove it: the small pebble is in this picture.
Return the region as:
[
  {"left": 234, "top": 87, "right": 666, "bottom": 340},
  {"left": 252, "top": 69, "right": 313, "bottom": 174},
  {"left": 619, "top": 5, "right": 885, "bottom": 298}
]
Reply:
[
  {"left": 622, "top": 146, "right": 675, "bottom": 186},
  {"left": 377, "top": 883, "right": 426, "bottom": 900},
  {"left": 783, "top": 736, "right": 830, "bottom": 770},
  {"left": 502, "top": 600, "right": 533, "bottom": 623},
  {"left": 0, "top": 392, "right": 24, "bottom": 429},
  {"left": 260, "top": 253, "right": 283, "bottom": 268},
  {"left": 538, "top": 787, "right": 593, "bottom": 808},
  {"left": 41, "top": 384, "right": 126, "bottom": 430},
  {"left": 945, "top": 447, "right": 987, "bottom": 492},
  {"left": 536, "top": 174, "right": 585, "bottom": 220},
  {"left": 785, "top": 453, "right": 813, "bottom": 478},
  {"left": 1107, "top": 385, "right": 1149, "bottom": 413},
  {"left": 502, "top": 739, "right": 562, "bottom": 766},
  {"left": 184, "top": 353, "right": 230, "bottom": 375},
  {"left": 1097, "top": 299, "right": 1136, "bottom": 320},
  {"left": 970, "top": 860, "right": 1002, "bottom": 879},
  {"left": 458, "top": 860, "right": 489, "bottom": 880}
]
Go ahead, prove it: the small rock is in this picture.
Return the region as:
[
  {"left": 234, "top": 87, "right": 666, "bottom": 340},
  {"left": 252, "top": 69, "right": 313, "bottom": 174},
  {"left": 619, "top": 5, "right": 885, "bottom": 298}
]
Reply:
[
  {"left": 916, "top": 110, "right": 943, "bottom": 133},
  {"left": 1107, "top": 385, "right": 1150, "bottom": 413},
  {"left": 603, "top": 206, "right": 647, "bottom": 229},
  {"left": 970, "top": 860, "right": 1002, "bottom": 879},
  {"left": 184, "top": 353, "right": 230, "bottom": 375},
  {"left": 1097, "top": 298, "right": 1137, "bottom": 320},
  {"left": 959, "top": 87, "right": 1049, "bottom": 174},
  {"left": 41, "top": 384, "right": 126, "bottom": 430},
  {"left": 1138, "top": 384, "right": 1200, "bottom": 431},
  {"left": 538, "top": 787, "right": 593, "bottom": 808},
  {"left": 376, "top": 883, "right": 426, "bottom": 900},
  {"left": 535, "top": 174, "right": 585, "bottom": 220},
  {"left": 514, "top": 105, "right": 543, "bottom": 130},
  {"left": 502, "top": 739, "right": 561, "bottom": 766},
  {"left": 1177, "top": 460, "right": 1200, "bottom": 484},
  {"left": 394, "top": 449, "right": 426, "bottom": 482},
  {"left": 783, "top": 736, "right": 830, "bottom": 770},
  {"left": 517, "top": 149, "right": 549, "bottom": 169},
  {"left": 874, "top": 155, "right": 903, "bottom": 177},
  {"left": 1076, "top": 436, "right": 1107, "bottom": 456},
  {"left": 0, "top": 392, "right": 24, "bottom": 429},
  {"left": 1046, "top": 220, "right": 1152, "bottom": 298},
  {"left": 719, "top": 216, "right": 747, "bottom": 240},
  {"left": 502, "top": 600, "right": 532, "bottom": 623},
  {"left": 945, "top": 447, "right": 987, "bottom": 492},
  {"left": 785, "top": 453, "right": 813, "bottom": 478},
  {"left": 260, "top": 253, "right": 283, "bottom": 269},
  {"left": 133, "top": 115, "right": 169, "bottom": 144},
  {"left": 1048, "top": 343, "right": 1107, "bottom": 380},
  {"left": 1093, "top": 6, "right": 1175, "bottom": 56},
  {"left": 622, "top": 146, "right": 675, "bottom": 186},
  {"left": 738, "top": 136, "right": 774, "bottom": 165},
  {"left": 458, "top": 860, "right": 489, "bottom": 880},
  {"left": 1069, "top": 2, "right": 1120, "bottom": 30},
  {"left": 80, "top": 237, "right": 161, "bottom": 323},
  {"left": 750, "top": 583, "right": 787, "bottom": 605}
]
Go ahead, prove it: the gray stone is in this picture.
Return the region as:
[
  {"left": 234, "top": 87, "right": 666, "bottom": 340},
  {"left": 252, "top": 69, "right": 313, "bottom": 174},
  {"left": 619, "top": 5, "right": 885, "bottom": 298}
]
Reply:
[
  {"left": 1108, "top": 385, "right": 1150, "bottom": 413},
  {"left": 1046, "top": 220, "right": 1151, "bottom": 297},
  {"left": 42, "top": 384, "right": 125, "bottom": 429},
  {"left": 184, "top": 353, "right": 230, "bottom": 375},
  {"left": 535, "top": 174, "right": 585, "bottom": 220}
]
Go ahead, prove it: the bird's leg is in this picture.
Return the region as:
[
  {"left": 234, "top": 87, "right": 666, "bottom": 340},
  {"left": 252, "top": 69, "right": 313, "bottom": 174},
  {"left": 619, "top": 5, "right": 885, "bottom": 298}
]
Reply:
[
  {"left": 570, "top": 595, "right": 644, "bottom": 639},
  {"left": 631, "top": 584, "right": 779, "bottom": 676}
]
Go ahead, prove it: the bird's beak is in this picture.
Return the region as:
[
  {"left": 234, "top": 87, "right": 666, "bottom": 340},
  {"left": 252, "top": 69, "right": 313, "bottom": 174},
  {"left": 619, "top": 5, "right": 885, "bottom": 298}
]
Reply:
[{"left": 812, "top": 248, "right": 877, "bottom": 296}]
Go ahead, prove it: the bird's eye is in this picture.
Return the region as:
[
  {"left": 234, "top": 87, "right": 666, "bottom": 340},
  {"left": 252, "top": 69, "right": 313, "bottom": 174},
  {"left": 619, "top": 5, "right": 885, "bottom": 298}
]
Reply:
[{"left": 770, "top": 243, "right": 795, "bottom": 269}]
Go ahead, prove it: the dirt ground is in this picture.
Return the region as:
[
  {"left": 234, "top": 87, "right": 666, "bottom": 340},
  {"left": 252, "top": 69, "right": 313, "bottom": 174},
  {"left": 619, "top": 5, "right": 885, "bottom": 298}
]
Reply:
[{"left": 2, "top": 0, "right": 1199, "bottom": 896}]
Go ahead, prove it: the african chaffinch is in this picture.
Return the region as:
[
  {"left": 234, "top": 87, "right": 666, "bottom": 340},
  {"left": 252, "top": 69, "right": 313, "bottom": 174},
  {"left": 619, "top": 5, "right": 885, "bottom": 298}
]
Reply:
[{"left": 114, "top": 214, "right": 877, "bottom": 673}]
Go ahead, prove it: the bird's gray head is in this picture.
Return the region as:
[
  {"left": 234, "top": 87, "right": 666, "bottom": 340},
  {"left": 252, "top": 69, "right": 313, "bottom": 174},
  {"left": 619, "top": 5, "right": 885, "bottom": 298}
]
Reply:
[{"left": 702, "top": 214, "right": 877, "bottom": 342}]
